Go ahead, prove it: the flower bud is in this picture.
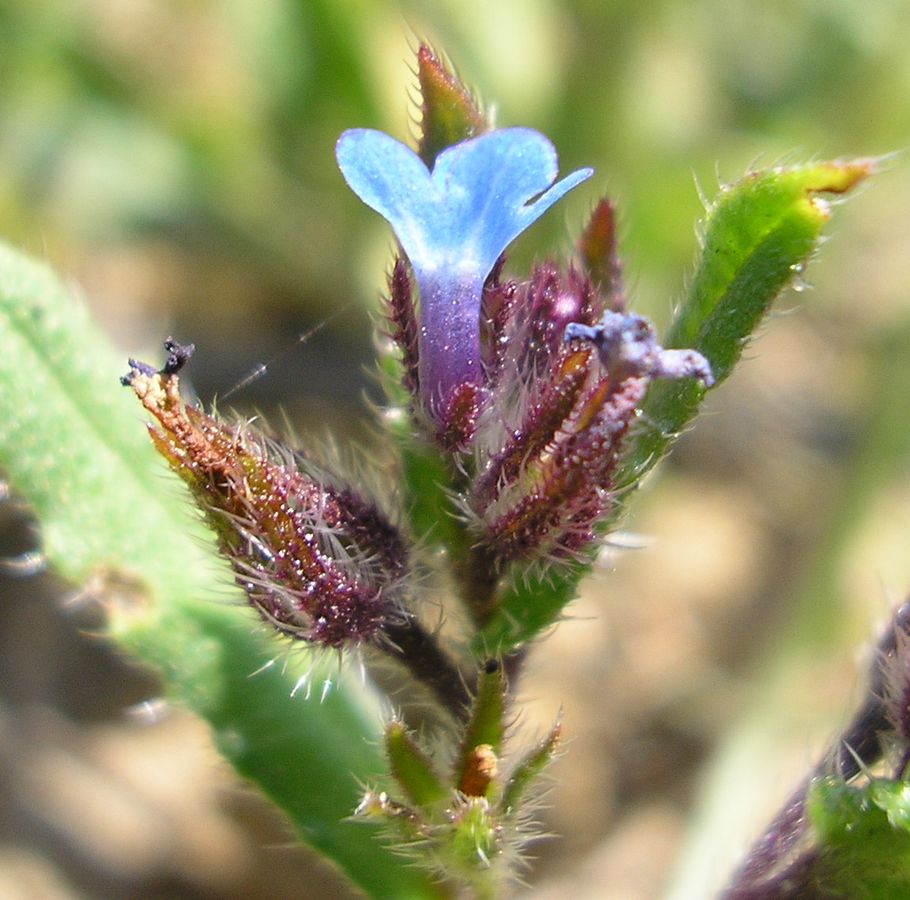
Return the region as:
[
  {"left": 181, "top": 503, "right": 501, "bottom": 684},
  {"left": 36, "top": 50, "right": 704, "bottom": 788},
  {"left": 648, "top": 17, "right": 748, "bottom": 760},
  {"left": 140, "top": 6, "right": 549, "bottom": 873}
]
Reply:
[
  {"left": 470, "top": 264, "right": 712, "bottom": 565},
  {"left": 123, "top": 341, "right": 408, "bottom": 648}
]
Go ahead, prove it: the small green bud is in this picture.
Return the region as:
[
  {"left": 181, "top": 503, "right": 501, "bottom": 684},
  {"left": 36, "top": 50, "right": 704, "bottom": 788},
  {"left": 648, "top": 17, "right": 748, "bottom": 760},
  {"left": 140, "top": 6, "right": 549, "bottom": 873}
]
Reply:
[{"left": 386, "top": 720, "right": 448, "bottom": 813}]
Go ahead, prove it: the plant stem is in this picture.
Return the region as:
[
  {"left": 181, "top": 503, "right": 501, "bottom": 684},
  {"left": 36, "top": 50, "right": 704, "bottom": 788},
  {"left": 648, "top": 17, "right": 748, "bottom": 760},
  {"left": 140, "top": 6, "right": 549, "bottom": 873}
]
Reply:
[{"left": 382, "top": 614, "right": 471, "bottom": 722}]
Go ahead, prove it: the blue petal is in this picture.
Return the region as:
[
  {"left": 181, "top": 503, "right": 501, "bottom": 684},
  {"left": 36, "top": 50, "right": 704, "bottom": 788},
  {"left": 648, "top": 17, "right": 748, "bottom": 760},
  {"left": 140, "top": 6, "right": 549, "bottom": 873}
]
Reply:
[
  {"left": 432, "top": 128, "right": 592, "bottom": 274},
  {"left": 336, "top": 127, "right": 592, "bottom": 280},
  {"left": 335, "top": 129, "right": 441, "bottom": 268},
  {"left": 336, "top": 126, "right": 594, "bottom": 413}
]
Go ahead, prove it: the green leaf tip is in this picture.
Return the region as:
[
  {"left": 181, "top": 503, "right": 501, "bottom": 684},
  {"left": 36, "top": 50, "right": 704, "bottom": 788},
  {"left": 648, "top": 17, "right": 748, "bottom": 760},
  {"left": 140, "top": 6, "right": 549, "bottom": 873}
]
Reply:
[
  {"left": 674, "top": 157, "right": 874, "bottom": 370},
  {"left": 501, "top": 719, "right": 562, "bottom": 815},
  {"left": 416, "top": 43, "right": 487, "bottom": 167},
  {"left": 620, "top": 157, "right": 874, "bottom": 491}
]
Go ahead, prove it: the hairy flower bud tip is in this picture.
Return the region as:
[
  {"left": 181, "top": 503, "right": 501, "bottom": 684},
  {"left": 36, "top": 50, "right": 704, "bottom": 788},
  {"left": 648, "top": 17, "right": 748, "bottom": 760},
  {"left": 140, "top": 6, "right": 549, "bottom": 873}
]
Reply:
[
  {"left": 122, "top": 341, "right": 408, "bottom": 648},
  {"left": 416, "top": 43, "right": 487, "bottom": 167},
  {"left": 577, "top": 199, "right": 625, "bottom": 310},
  {"left": 336, "top": 127, "right": 592, "bottom": 425}
]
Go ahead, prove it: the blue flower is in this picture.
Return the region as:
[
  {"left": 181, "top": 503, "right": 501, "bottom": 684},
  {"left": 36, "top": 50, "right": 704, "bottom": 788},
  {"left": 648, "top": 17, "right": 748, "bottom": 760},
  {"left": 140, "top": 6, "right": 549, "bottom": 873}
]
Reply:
[{"left": 336, "top": 127, "right": 593, "bottom": 417}]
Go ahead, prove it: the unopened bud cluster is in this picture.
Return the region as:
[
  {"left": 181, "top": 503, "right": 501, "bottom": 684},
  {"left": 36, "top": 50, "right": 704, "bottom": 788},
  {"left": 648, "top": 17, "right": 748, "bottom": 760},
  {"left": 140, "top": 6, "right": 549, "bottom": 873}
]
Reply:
[
  {"left": 124, "top": 48, "right": 713, "bottom": 649},
  {"left": 123, "top": 347, "right": 406, "bottom": 647},
  {"left": 357, "top": 661, "right": 561, "bottom": 890},
  {"left": 334, "top": 46, "right": 712, "bottom": 571}
]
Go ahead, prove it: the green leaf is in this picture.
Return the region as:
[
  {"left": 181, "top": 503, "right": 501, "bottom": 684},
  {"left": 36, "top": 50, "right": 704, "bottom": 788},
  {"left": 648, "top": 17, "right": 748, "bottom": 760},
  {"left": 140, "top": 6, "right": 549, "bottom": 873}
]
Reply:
[
  {"left": 471, "top": 559, "right": 591, "bottom": 657},
  {"left": 0, "top": 241, "right": 443, "bottom": 900},
  {"left": 621, "top": 159, "right": 873, "bottom": 479},
  {"left": 0, "top": 241, "right": 214, "bottom": 589},
  {"left": 460, "top": 660, "right": 506, "bottom": 759},
  {"left": 808, "top": 777, "right": 910, "bottom": 898},
  {"left": 400, "top": 432, "right": 469, "bottom": 555},
  {"left": 500, "top": 719, "right": 562, "bottom": 815},
  {"left": 870, "top": 780, "right": 910, "bottom": 834},
  {"left": 473, "top": 159, "right": 872, "bottom": 657},
  {"left": 378, "top": 353, "right": 467, "bottom": 558}
]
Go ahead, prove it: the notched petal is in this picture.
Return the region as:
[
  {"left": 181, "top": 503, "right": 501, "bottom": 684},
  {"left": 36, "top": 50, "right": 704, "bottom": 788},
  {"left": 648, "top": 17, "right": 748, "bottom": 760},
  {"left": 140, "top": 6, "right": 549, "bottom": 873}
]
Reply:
[
  {"left": 336, "top": 129, "right": 438, "bottom": 267},
  {"left": 337, "top": 127, "right": 592, "bottom": 281},
  {"left": 439, "top": 129, "right": 592, "bottom": 275}
]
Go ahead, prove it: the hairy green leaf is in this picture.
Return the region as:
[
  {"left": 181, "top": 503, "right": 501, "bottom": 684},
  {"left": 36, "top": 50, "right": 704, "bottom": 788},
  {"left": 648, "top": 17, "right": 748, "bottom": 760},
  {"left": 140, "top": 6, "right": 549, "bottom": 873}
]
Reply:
[{"left": 0, "top": 242, "right": 442, "bottom": 899}]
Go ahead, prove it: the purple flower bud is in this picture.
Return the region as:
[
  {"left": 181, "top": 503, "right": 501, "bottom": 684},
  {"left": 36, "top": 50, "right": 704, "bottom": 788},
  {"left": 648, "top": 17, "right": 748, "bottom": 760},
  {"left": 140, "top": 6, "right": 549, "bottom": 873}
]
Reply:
[
  {"left": 576, "top": 199, "right": 625, "bottom": 310},
  {"left": 877, "top": 600, "right": 910, "bottom": 769},
  {"left": 470, "top": 288, "right": 713, "bottom": 564},
  {"left": 384, "top": 257, "right": 420, "bottom": 398},
  {"left": 123, "top": 353, "right": 408, "bottom": 648},
  {"left": 336, "top": 127, "right": 592, "bottom": 425}
]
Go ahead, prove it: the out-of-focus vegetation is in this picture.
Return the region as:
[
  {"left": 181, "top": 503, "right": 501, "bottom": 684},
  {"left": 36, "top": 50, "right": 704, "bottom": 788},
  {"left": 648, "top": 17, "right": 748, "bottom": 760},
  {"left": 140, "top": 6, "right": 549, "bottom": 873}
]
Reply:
[{"left": 2, "top": 1, "right": 910, "bottom": 897}]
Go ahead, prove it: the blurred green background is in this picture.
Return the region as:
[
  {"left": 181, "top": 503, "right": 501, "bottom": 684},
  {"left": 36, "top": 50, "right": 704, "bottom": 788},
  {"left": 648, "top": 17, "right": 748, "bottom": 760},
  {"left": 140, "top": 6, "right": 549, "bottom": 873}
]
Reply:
[{"left": 1, "top": 1, "right": 909, "bottom": 897}]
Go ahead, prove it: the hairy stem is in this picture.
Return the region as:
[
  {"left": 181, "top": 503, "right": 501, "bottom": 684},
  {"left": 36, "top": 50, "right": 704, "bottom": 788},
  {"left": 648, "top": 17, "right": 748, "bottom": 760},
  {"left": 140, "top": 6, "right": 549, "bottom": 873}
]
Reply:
[{"left": 382, "top": 614, "right": 472, "bottom": 722}]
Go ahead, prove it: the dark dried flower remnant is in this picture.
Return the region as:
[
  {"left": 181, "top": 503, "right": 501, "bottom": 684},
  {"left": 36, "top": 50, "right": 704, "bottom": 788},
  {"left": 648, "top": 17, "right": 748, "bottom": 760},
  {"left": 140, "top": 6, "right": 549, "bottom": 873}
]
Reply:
[
  {"left": 564, "top": 311, "right": 715, "bottom": 386},
  {"left": 123, "top": 351, "right": 406, "bottom": 648}
]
